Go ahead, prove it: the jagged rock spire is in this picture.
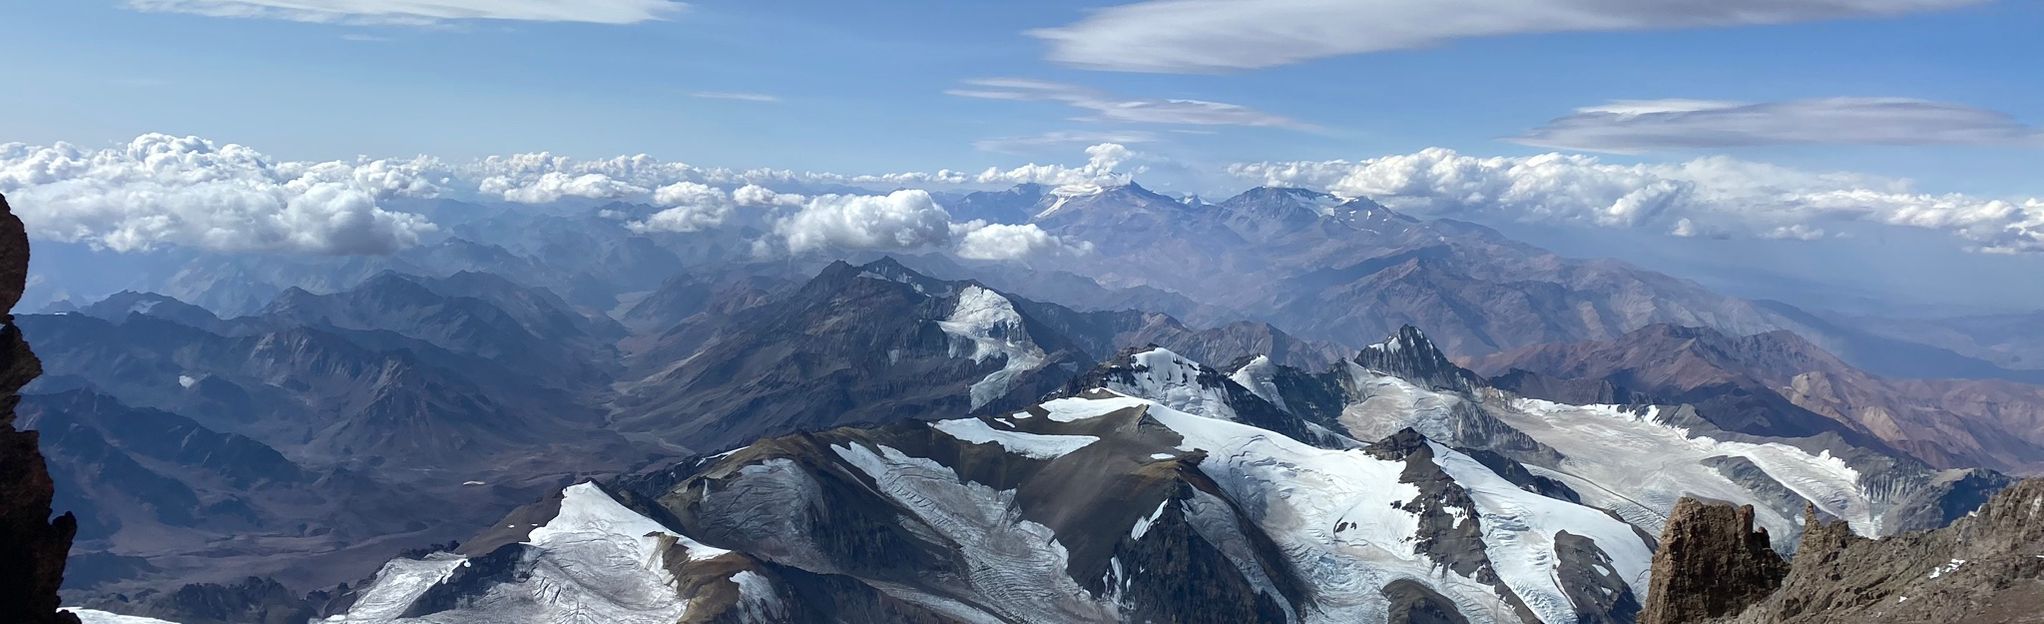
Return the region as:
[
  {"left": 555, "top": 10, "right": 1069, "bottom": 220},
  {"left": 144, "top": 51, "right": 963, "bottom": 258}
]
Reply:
[
  {"left": 1640, "top": 498, "right": 1788, "bottom": 624},
  {"left": 1355, "top": 325, "right": 1483, "bottom": 392}
]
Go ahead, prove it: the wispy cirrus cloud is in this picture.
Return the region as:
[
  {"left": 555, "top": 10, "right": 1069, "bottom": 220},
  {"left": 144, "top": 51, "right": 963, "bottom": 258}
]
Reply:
[
  {"left": 125, "top": 0, "right": 685, "bottom": 26},
  {"left": 972, "top": 130, "right": 1158, "bottom": 153},
  {"left": 690, "top": 91, "right": 783, "bottom": 103},
  {"left": 1030, "top": 0, "right": 1988, "bottom": 73},
  {"left": 947, "top": 78, "right": 1314, "bottom": 130},
  {"left": 1511, "top": 98, "right": 2044, "bottom": 152}
]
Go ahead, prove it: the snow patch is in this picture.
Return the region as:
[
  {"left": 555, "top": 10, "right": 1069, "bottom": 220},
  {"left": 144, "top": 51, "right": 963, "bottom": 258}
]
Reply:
[
  {"left": 1118, "top": 393, "right": 1489, "bottom": 621},
  {"left": 1228, "top": 355, "right": 1289, "bottom": 413},
  {"left": 1108, "top": 348, "right": 1239, "bottom": 421},
  {"left": 932, "top": 417, "right": 1100, "bottom": 460},
  {"left": 1495, "top": 397, "right": 1877, "bottom": 542},
  {"left": 332, "top": 482, "right": 714, "bottom": 623},
  {"left": 1929, "top": 558, "right": 1966, "bottom": 579},
  {"left": 1037, "top": 395, "right": 1153, "bottom": 422},
  {"left": 829, "top": 442, "right": 1115, "bottom": 621},
  {"left": 70, "top": 609, "right": 184, "bottom": 624},
  {"left": 937, "top": 286, "right": 1048, "bottom": 409},
  {"left": 1130, "top": 499, "right": 1169, "bottom": 540},
  {"left": 1430, "top": 441, "right": 1654, "bottom": 622},
  {"left": 322, "top": 554, "right": 466, "bottom": 622}
]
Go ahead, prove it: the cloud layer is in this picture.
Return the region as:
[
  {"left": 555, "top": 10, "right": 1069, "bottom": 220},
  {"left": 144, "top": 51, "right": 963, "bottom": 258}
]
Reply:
[
  {"left": 1231, "top": 149, "right": 2044, "bottom": 253},
  {"left": 126, "top": 0, "right": 684, "bottom": 26},
  {"left": 1031, "top": 0, "right": 1987, "bottom": 73},
  {"left": 1513, "top": 98, "right": 2044, "bottom": 152},
  {"left": 0, "top": 134, "right": 440, "bottom": 254},
  {"left": 0, "top": 134, "right": 1113, "bottom": 259},
  {"left": 7, "top": 133, "right": 2036, "bottom": 259}
]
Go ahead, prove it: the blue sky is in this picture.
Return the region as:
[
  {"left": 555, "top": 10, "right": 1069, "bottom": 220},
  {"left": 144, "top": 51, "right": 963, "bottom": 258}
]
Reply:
[{"left": 5, "top": 0, "right": 2040, "bottom": 195}]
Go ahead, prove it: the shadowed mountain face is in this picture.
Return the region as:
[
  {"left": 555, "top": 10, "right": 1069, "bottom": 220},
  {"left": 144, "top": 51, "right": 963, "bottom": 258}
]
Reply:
[
  {"left": 1477, "top": 324, "right": 2044, "bottom": 475},
  {"left": 608, "top": 258, "right": 1354, "bottom": 455},
  {"left": 15, "top": 271, "right": 653, "bottom": 597},
  {"left": 15, "top": 390, "right": 466, "bottom": 593},
  {"left": 609, "top": 258, "right": 1096, "bottom": 453}
]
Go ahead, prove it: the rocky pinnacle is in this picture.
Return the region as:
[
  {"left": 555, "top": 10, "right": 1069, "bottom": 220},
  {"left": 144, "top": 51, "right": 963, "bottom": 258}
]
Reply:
[
  {"left": 1640, "top": 498, "right": 1788, "bottom": 624},
  {"left": 0, "top": 193, "right": 83, "bottom": 624}
]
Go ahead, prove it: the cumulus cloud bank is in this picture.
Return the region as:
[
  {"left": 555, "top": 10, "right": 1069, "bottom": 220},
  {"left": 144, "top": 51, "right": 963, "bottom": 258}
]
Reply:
[
  {"left": 126, "top": 0, "right": 684, "bottom": 26},
  {"left": 0, "top": 134, "right": 1119, "bottom": 260},
  {"left": 0, "top": 134, "right": 441, "bottom": 254},
  {"left": 756, "top": 190, "right": 1091, "bottom": 260},
  {"left": 466, "top": 142, "right": 1143, "bottom": 203},
  {"left": 1513, "top": 98, "right": 2044, "bottom": 152},
  {"left": 1030, "top": 0, "right": 1986, "bottom": 73},
  {"left": 1230, "top": 149, "right": 2044, "bottom": 253},
  {"left": 12, "top": 133, "right": 2032, "bottom": 259}
]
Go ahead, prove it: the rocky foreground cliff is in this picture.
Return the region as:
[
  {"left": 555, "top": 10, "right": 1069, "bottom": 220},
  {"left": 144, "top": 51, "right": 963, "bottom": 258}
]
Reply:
[
  {"left": 0, "top": 194, "right": 82, "bottom": 623},
  {"left": 1645, "top": 478, "right": 2044, "bottom": 624}
]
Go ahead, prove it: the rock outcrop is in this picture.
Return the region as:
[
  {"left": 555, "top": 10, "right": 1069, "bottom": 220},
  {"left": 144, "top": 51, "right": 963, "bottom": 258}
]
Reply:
[
  {"left": 0, "top": 193, "right": 82, "bottom": 623},
  {"left": 1640, "top": 499, "right": 1788, "bottom": 624},
  {"left": 1717, "top": 478, "right": 2044, "bottom": 623},
  {"left": 1647, "top": 480, "right": 2044, "bottom": 624}
]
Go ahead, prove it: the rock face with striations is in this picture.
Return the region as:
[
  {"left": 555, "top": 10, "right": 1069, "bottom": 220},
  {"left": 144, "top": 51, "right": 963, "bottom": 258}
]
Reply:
[
  {"left": 0, "top": 193, "right": 83, "bottom": 624},
  {"left": 1640, "top": 498, "right": 1788, "bottom": 624}
]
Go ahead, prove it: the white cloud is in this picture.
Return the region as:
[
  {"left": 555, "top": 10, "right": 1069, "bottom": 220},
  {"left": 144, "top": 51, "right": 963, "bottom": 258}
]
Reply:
[
  {"left": 1030, "top": 0, "right": 1986, "bottom": 73},
  {"left": 463, "top": 140, "right": 1147, "bottom": 203},
  {"left": 126, "top": 0, "right": 684, "bottom": 26},
  {"left": 1513, "top": 98, "right": 2044, "bottom": 152},
  {"left": 1231, "top": 149, "right": 2044, "bottom": 253},
  {"left": 764, "top": 190, "right": 1090, "bottom": 260},
  {"left": 690, "top": 91, "right": 782, "bottom": 103},
  {"left": 952, "top": 221, "right": 1093, "bottom": 260},
  {"left": 630, "top": 182, "right": 731, "bottom": 233},
  {"left": 629, "top": 183, "right": 802, "bottom": 233},
  {"left": 1762, "top": 224, "right": 1828, "bottom": 240},
  {"left": 0, "top": 134, "right": 437, "bottom": 254},
  {"left": 948, "top": 78, "right": 1312, "bottom": 129},
  {"left": 775, "top": 190, "right": 955, "bottom": 254}
]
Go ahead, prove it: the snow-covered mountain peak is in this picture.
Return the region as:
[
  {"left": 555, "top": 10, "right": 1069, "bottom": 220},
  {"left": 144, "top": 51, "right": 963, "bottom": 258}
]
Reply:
[
  {"left": 1356, "top": 325, "right": 1480, "bottom": 392},
  {"left": 939, "top": 284, "right": 1048, "bottom": 409},
  {"left": 328, "top": 481, "right": 779, "bottom": 624},
  {"left": 1108, "top": 347, "right": 1240, "bottom": 421}
]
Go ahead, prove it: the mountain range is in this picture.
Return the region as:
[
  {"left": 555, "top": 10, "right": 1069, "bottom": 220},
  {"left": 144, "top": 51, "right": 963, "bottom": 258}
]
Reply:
[{"left": 7, "top": 183, "right": 2042, "bottom": 624}]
